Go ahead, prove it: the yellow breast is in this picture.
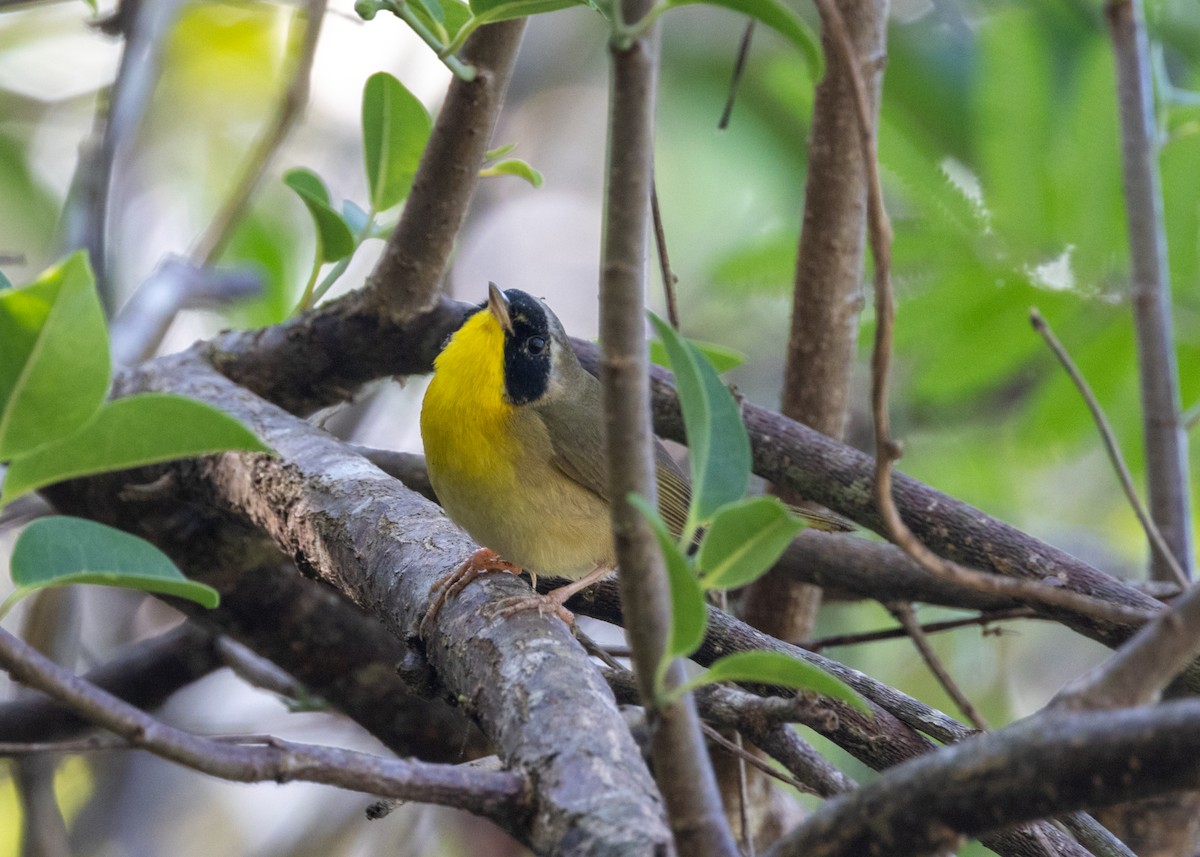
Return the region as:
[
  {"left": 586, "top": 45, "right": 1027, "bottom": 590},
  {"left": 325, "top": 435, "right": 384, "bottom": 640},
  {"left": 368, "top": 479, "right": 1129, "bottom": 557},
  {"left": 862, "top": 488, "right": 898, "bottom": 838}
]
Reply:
[{"left": 420, "top": 310, "right": 613, "bottom": 578}]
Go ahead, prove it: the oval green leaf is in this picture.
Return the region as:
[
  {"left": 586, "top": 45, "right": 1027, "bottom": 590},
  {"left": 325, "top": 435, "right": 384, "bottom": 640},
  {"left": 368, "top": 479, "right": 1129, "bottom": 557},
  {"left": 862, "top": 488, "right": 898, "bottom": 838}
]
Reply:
[
  {"left": 2, "top": 393, "right": 270, "bottom": 505},
  {"left": 361, "top": 72, "right": 432, "bottom": 212},
  {"left": 628, "top": 493, "right": 707, "bottom": 670},
  {"left": 9, "top": 516, "right": 218, "bottom": 608},
  {"left": 0, "top": 252, "right": 110, "bottom": 458},
  {"left": 696, "top": 496, "right": 805, "bottom": 591},
  {"left": 649, "top": 314, "right": 750, "bottom": 532},
  {"left": 284, "top": 168, "right": 356, "bottom": 262},
  {"left": 688, "top": 650, "right": 870, "bottom": 713},
  {"left": 649, "top": 338, "right": 745, "bottom": 374},
  {"left": 663, "top": 0, "right": 821, "bottom": 81}
]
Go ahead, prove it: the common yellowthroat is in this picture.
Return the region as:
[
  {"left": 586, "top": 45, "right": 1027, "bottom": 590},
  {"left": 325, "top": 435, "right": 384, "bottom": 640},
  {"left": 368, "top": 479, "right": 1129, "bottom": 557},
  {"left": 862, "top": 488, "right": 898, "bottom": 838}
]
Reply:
[{"left": 419, "top": 284, "right": 845, "bottom": 626}]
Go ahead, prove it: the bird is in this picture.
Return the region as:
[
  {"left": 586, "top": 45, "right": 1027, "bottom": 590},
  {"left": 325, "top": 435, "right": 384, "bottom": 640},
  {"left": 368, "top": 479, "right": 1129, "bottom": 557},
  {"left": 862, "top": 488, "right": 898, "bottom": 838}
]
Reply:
[{"left": 419, "top": 283, "right": 848, "bottom": 628}]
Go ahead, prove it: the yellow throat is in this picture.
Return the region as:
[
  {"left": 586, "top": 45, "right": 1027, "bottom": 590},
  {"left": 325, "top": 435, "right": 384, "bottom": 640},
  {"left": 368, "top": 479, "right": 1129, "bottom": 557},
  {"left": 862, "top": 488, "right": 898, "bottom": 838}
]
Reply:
[{"left": 421, "top": 308, "right": 518, "bottom": 485}]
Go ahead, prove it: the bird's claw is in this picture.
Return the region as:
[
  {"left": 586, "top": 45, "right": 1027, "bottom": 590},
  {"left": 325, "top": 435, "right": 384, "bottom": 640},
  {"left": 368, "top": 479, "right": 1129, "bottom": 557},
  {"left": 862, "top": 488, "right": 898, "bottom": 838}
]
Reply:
[{"left": 420, "top": 548, "right": 522, "bottom": 635}]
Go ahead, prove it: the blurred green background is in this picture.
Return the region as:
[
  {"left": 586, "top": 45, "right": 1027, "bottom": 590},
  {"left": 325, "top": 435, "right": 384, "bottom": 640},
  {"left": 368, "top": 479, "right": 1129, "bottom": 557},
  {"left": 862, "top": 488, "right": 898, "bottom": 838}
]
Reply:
[{"left": 1, "top": 0, "right": 1198, "bottom": 853}]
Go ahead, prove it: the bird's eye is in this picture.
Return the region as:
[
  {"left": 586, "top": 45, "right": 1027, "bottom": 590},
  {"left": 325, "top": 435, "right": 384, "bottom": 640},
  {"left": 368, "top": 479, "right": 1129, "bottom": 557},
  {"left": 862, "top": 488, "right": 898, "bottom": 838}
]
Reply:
[{"left": 526, "top": 336, "right": 546, "bottom": 355}]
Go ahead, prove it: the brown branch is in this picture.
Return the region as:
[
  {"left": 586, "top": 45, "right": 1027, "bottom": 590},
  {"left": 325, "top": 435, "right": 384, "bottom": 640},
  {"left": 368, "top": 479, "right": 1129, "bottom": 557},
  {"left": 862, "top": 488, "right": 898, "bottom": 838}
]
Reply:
[
  {"left": 1055, "top": 558, "right": 1200, "bottom": 710},
  {"left": 1031, "top": 308, "right": 1188, "bottom": 586},
  {"left": 650, "top": 178, "right": 680, "bottom": 329},
  {"left": 717, "top": 22, "right": 755, "bottom": 130},
  {"left": 601, "top": 4, "right": 737, "bottom": 851},
  {"left": 0, "top": 627, "right": 529, "bottom": 822},
  {"left": 888, "top": 603, "right": 989, "bottom": 730},
  {"left": 109, "top": 354, "right": 672, "bottom": 855},
  {"left": 205, "top": 18, "right": 529, "bottom": 413},
  {"left": 588, "top": 590, "right": 1077, "bottom": 857},
  {"left": 743, "top": 0, "right": 885, "bottom": 685},
  {"left": 1105, "top": 0, "right": 1195, "bottom": 583},
  {"left": 0, "top": 624, "right": 219, "bottom": 742},
  {"left": 801, "top": 607, "right": 1038, "bottom": 652},
  {"left": 365, "top": 20, "right": 526, "bottom": 319},
  {"left": 604, "top": 665, "right": 853, "bottom": 798},
  {"left": 762, "top": 700, "right": 1200, "bottom": 857}
]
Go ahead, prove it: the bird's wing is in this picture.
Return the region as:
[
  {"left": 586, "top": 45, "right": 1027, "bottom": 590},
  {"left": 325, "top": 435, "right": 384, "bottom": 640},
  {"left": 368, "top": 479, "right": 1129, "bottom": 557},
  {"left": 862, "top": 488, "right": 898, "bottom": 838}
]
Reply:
[{"left": 540, "top": 377, "right": 692, "bottom": 538}]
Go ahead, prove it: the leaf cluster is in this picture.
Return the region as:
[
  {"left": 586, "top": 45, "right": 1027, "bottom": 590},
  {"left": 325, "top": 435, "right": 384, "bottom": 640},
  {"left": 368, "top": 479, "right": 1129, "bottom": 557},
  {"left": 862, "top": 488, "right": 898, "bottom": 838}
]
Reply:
[
  {"left": 637, "top": 315, "right": 868, "bottom": 713},
  {"left": 0, "top": 253, "right": 269, "bottom": 617}
]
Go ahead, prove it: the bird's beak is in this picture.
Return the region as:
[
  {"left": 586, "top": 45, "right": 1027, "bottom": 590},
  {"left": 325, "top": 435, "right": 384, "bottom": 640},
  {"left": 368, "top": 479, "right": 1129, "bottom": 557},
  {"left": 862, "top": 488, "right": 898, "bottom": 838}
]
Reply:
[{"left": 488, "top": 282, "right": 514, "bottom": 334}]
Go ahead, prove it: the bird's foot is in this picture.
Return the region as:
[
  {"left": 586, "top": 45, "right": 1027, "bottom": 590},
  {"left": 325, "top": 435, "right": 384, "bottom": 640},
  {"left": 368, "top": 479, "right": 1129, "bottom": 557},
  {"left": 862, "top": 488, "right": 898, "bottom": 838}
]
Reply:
[
  {"left": 486, "top": 587, "right": 577, "bottom": 626},
  {"left": 421, "top": 548, "right": 522, "bottom": 634},
  {"left": 484, "top": 566, "right": 613, "bottom": 627}
]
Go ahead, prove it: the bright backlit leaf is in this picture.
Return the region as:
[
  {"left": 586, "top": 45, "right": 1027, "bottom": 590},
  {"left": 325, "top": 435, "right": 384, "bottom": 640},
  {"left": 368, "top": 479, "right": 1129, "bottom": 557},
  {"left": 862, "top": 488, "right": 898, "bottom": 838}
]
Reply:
[
  {"left": 0, "top": 252, "right": 109, "bottom": 458},
  {"left": 362, "top": 72, "right": 432, "bottom": 211},
  {"left": 2, "top": 393, "right": 270, "bottom": 505}
]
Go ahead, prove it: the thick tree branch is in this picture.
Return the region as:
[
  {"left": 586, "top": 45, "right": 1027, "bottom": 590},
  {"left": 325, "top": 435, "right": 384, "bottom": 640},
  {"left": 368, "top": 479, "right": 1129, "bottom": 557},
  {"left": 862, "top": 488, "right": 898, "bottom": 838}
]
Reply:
[
  {"left": 601, "top": 4, "right": 735, "bottom": 852},
  {"left": 41, "top": 472, "right": 489, "bottom": 763},
  {"left": 110, "top": 354, "right": 672, "bottom": 856},
  {"left": 205, "top": 19, "right": 527, "bottom": 411},
  {"left": 742, "top": 0, "right": 886, "bottom": 646},
  {"left": 0, "top": 624, "right": 219, "bottom": 742},
  {"left": 0, "top": 627, "right": 528, "bottom": 822},
  {"left": 365, "top": 20, "right": 525, "bottom": 318},
  {"left": 763, "top": 700, "right": 1200, "bottom": 857}
]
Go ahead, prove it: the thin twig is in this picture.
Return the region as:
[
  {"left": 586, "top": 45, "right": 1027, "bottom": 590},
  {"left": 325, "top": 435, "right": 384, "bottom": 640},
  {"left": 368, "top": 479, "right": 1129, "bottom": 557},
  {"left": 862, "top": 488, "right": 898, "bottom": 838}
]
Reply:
[
  {"left": 888, "top": 603, "right": 989, "bottom": 731},
  {"left": 0, "top": 627, "right": 529, "bottom": 821},
  {"left": 701, "top": 723, "right": 811, "bottom": 798},
  {"left": 801, "top": 607, "right": 1038, "bottom": 652},
  {"left": 650, "top": 177, "right": 680, "bottom": 329},
  {"left": 718, "top": 22, "right": 755, "bottom": 130},
  {"left": 1030, "top": 308, "right": 1189, "bottom": 587},
  {"left": 189, "top": 0, "right": 327, "bottom": 266},
  {"left": 808, "top": 0, "right": 1157, "bottom": 630},
  {"left": 1105, "top": 0, "right": 1195, "bottom": 583},
  {"left": 734, "top": 730, "right": 755, "bottom": 857}
]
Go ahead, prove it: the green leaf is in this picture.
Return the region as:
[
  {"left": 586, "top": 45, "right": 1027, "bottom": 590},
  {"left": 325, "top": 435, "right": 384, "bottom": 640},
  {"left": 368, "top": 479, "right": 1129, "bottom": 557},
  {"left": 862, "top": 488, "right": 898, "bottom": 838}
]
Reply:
[
  {"left": 696, "top": 496, "right": 805, "bottom": 590},
  {"left": 283, "top": 168, "right": 356, "bottom": 262},
  {"left": 649, "top": 338, "right": 744, "bottom": 373},
  {"left": 484, "top": 142, "right": 517, "bottom": 160},
  {"left": 361, "top": 72, "right": 433, "bottom": 211},
  {"left": 0, "top": 252, "right": 110, "bottom": 459},
  {"left": 629, "top": 493, "right": 707, "bottom": 689},
  {"left": 649, "top": 314, "right": 750, "bottom": 534},
  {"left": 479, "top": 158, "right": 544, "bottom": 188},
  {"left": 407, "top": 0, "right": 473, "bottom": 40},
  {"left": 2, "top": 393, "right": 270, "bottom": 505},
  {"left": 684, "top": 650, "right": 870, "bottom": 713},
  {"left": 661, "top": 0, "right": 821, "bottom": 82},
  {"left": 413, "top": 0, "right": 445, "bottom": 24},
  {"left": 0, "top": 269, "right": 11, "bottom": 289},
  {"left": 466, "top": 0, "right": 582, "bottom": 27},
  {"left": 5, "top": 516, "right": 218, "bottom": 615}
]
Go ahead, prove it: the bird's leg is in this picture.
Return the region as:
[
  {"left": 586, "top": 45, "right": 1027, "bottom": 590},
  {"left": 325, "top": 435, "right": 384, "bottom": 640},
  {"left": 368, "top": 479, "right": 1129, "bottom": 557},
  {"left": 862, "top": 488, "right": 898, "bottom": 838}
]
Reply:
[
  {"left": 421, "top": 547, "right": 522, "bottom": 633},
  {"left": 488, "top": 565, "right": 614, "bottom": 625}
]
